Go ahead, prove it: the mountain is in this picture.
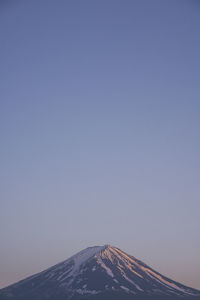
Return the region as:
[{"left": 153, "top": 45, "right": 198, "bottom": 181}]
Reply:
[{"left": 0, "top": 245, "right": 199, "bottom": 300}]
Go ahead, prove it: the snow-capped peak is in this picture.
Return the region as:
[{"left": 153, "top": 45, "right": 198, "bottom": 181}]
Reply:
[
  {"left": 1, "top": 245, "right": 200, "bottom": 300},
  {"left": 69, "top": 245, "right": 105, "bottom": 272}
]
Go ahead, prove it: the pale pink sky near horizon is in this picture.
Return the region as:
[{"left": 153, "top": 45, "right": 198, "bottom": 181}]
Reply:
[{"left": 0, "top": 0, "right": 200, "bottom": 290}]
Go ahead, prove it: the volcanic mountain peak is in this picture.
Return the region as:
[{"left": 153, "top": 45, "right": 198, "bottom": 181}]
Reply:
[
  {"left": 66, "top": 245, "right": 105, "bottom": 272},
  {"left": 1, "top": 245, "right": 200, "bottom": 300}
]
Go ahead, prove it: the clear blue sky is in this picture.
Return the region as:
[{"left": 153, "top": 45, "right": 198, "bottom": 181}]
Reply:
[{"left": 0, "top": 0, "right": 200, "bottom": 290}]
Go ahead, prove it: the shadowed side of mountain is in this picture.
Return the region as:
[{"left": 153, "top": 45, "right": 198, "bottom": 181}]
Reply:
[
  {"left": 79, "top": 294, "right": 200, "bottom": 300},
  {"left": 0, "top": 245, "right": 199, "bottom": 300},
  {"left": 1, "top": 291, "right": 200, "bottom": 300}
]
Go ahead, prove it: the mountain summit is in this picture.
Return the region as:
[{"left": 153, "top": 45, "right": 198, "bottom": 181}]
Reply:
[{"left": 1, "top": 245, "right": 199, "bottom": 300}]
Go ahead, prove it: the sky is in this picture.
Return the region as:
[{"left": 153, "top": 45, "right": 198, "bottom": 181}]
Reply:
[{"left": 0, "top": 0, "right": 200, "bottom": 290}]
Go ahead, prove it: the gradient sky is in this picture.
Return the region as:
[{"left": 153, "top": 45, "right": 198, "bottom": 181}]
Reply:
[{"left": 0, "top": 0, "right": 200, "bottom": 290}]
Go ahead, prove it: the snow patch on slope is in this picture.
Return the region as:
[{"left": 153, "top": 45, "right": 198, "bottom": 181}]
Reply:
[
  {"left": 96, "top": 257, "right": 114, "bottom": 278},
  {"left": 72, "top": 246, "right": 104, "bottom": 272},
  {"left": 120, "top": 286, "right": 130, "bottom": 293},
  {"left": 76, "top": 289, "right": 99, "bottom": 295},
  {"left": 123, "top": 274, "right": 143, "bottom": 291}
]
